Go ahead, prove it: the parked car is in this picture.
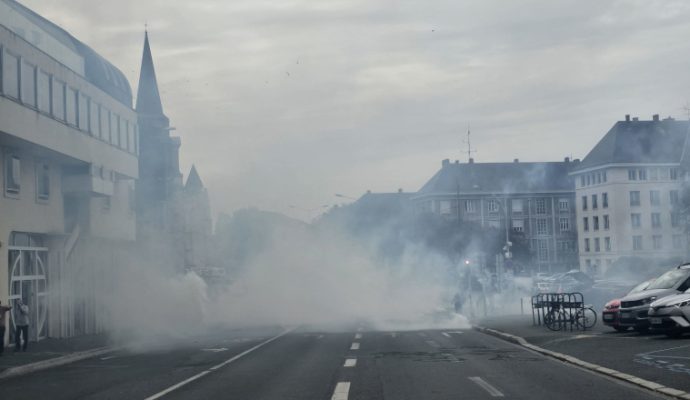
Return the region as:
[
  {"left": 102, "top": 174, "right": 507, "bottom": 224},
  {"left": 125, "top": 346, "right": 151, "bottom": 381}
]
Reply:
[
  {"left": 602, "top": 279, "right": 653, "bottom": 332},
  {"left": 532, "top": 270, "right": 594, "bottom": 293},
  {"left": 618, "top": 264, "right": 690, "bottom": 331},
  {"left": 648, "top": 290, "right": 690, "bottom": 337}
]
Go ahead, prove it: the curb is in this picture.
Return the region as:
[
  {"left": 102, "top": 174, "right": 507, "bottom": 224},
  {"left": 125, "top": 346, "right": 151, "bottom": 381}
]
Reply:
[
  {"left": 0, "top": 346, "right": 117, "bottom": 380},
  {"left": 474, "top": 326, "right": 690, "bottom": 400}
]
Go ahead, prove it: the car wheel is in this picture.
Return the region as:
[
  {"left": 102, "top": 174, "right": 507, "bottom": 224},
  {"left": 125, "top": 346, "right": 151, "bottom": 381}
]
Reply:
[{"left": 614, "top": 326, "right": 629, "bottom": 332}]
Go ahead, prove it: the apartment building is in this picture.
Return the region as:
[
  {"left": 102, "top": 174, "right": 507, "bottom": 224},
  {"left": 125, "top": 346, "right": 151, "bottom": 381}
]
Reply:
[{"left": 572, "top": 115, "right": 688, "bottom": 276}]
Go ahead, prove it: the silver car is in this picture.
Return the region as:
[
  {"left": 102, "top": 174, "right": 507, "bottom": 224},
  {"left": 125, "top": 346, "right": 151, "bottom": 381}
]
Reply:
[{"left": 648, "top": 290, "right": 690, "bottom": 337}]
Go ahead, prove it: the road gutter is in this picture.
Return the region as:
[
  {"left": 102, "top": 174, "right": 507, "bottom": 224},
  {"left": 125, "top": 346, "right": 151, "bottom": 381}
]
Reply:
[
  {"left": 0, "top": 346, "right": 117, "bottom": 380},
  {"left": 474, "top": 326, "right": 690, "bottom": 400}
]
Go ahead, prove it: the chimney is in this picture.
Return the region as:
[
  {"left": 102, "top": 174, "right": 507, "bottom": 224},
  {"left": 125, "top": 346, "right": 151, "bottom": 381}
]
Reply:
[
  {"left": 454, "top": 160, "right": 459, "bottom": 164},
  {"left": 398, "top": 188, "right": 403, "bottom": 193},
  {"left": 366, "top": 190, "right": 371, "bottom": 194},
  {"left": 653, "top": 114, "right": 659, "bottom": 121},
  {"left": 469, "top": 158, "right": 474, "bottom": 164},
  {"left": 513, "top": 158, "right": 519, "bottom": 163},
  {"left": 625, "top": 114, "right": 630, "bottom": 122},
  {"left": 632, "top": 117, "right": 639, "bottom": 121},
  {"left": 442, "top": 159, "right": 450, "bottom": 167},
  {"left": 564, "top": 157, "right": 570, "bottom": 163}
]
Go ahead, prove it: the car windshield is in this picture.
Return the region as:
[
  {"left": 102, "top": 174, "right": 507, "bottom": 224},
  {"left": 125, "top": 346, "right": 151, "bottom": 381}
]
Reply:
[
  {"left": 628, "top": 280, "right": 652, "bottom": 295},
  {"left": 646, "top": 270, "right": 688, "bottom": 290}
]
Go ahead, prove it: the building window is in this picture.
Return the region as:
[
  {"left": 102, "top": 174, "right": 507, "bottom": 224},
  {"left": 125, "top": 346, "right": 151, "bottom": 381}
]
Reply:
[
  {"left": 582, "top": 195, "right": 588, "bottom": 211},
  {"left": 603, "top": 171, "right": 607, "bottom": 182},
  {"left": 512, "top": 219, "right": 524, "bottom": 232},
  {"left": 603, "top": 215, "right": 610, "bottom": 230},
  {"left": 593, "top": 216, "right": 599, "bottom": 231},
  {"left": 535, "top": 198, "right": 546, "bottom": 214},
  {"left": 605, "top": 237, "right": 611, "bottom": 251},
  {"left": 37, "top": 70, "right": 50, "bottom": 113},
  {"left": 596, "top": 172, "right": 602, "bottom": 184},
  {"left": 671, "top": 212, "right": 681, "bottom": 228},
  {"left": 20, "top": 60, "right": 36, "bottom": 107},
  {"left": 536, "top": 218, "right": 548, "bottom": 235},
  {"left": 584, "top": 238, "right": 590, "bottom": 252},
  {"left": 2, "top": 50, "right": 19, "bottom": 98},
  {"left": 631, "top": 213, "right": 641, "bottom": 228},
  {"left": 559, "top": 217, "right": 570, "bottom": 231},
  {"left": 583, "top": 217, "right": 589, "bottom": 231},
  {"left": 580, "top": 176, "right": 585, "bottom": 187},
  {"left": 650, "top": 168, "right": 659, "bottom": 180},
  {"left": 52, "top": 79, "right": 66, "bottom": 121},
  {"left": 439, "top": 200, "right": 451, "bottom": 215},
  {"left": 670, "top": 190, "right": 679, "bottom": 206},
  {"left": 638, "top": 169, "right": 647, "bottom": 180},
  {"left": 465, "top": 200, "right": 476, "bottom": 213},
  {"left": 35, "top": 162, "right": 49, "bottom": 201},
  {"left": 78, "top": 93, "right": 89, "bottom": 130},
  {"left": 630, "top": 191, "right": 640, "bottom": 206},
  {"left": 653, "top": 235, "right": 663, "bottom": 250},
  {"left": 633, "top": 235, "right": 643, "bottom": 250},
  {"left": 602, "top": 192, "right": 608, "bottom": 208},
  {"left": 628, "top": 169, "right": 637, "bottom": 180},
  {"left": 671, "top": 168, "right": 680, "bottom": 180},
  {"left": 538, "top": 240, "right": 548, "bottom": 261},
  {"left": 595, "top": 238, "right": 601, "bottom": 252},
  {"left": 651, "top": 212, "right": 661, "bottom": 228},
  {"left": 4, "top": 153, "right": 20, "bottom": 196},
  {"left": 587, "top": 175, "right": 592, "bottom": 185},
  {"left": 558, "top": 199, "right": 569, "bottom": 211},
  {"left": 102, "top": 196, "right": 111, "bottom": 212},
  {"left": 673, "top": 234, "right": 685, "bottom": 250},
  {"left": 650, "top": 190, "right": 661, "bottom": 206},
  {"left": 487, "top": 199, "right": 499, "bottom": 213},
  {"left": 592, "top": 194, "right": 598, "bottom": 209}
]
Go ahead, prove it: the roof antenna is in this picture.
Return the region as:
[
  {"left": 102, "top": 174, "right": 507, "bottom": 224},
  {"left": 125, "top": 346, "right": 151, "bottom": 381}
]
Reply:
[
  {"left": 682, "top": 101, "right": 690, "bottom": 120},
  {"left": 463, "top": 124, "right": 477, "bottom": 162}
]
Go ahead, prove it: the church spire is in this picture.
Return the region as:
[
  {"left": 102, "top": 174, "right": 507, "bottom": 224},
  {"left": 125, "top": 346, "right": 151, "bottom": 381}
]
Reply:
[{"left": 135, "top": 30, "right": 164, "bottom": 115}]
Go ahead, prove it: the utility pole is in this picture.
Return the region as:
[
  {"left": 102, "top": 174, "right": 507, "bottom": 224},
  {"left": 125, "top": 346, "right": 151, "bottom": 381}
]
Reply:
[{"left": 463, "top": 125, "right": 476, "bottom": 162}]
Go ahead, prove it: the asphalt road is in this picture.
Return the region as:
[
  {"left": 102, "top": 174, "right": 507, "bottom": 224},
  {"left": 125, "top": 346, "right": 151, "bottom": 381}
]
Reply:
[{"left": 0, "top": 325, "right": 669, "bottom": 400}]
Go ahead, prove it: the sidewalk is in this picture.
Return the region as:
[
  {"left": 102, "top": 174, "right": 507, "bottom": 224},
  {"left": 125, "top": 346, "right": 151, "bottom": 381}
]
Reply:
[{"left": 0, "top": 334, "right": 112, "bottom": 376}]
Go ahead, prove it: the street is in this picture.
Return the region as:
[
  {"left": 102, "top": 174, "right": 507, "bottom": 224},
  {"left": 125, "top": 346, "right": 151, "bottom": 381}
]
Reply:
[{"left": 0, "top": 325, "right": 669, "bottom": 400}]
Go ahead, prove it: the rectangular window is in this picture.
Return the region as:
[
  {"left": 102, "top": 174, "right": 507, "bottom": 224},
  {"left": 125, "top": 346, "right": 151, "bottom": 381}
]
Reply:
[
  {"left": 511, "top": 199, "right": 523, "bottom": 213},
  {"left": 52, "top": 79, "right": 65, "bottom": 120},
  {"left": 596, "top": 172, "right": 602, "bottom": 184},
  {"left": 650, "top": 190, "right": 661, "bottom": 206},
  {"left": 604, "top": 215, "right": 610, "bottom": 230},
  {"left": 602, "top": 192, "right": 608, "bottom": 208},
  {"left": 78, "top": 93, "right": 89, "bottom": 130},
  {"left": 631, "top": 213, "right": 641, "bottom": 228},
  {"left": 580, "top": 176, "right": 585, "bottom": 187},
  {"left": 671, "top": 168, "right": 680, "bottom": 180},
  {"left": 633, "top": 235, "right": 643, "bottom": 251},
  {"left": 512, "top": 219, "right": 524, "bottom": 232},
  {"left": 650, "top": 168, "right": 659, "bottom": 180},
  {"left": 20, "top": 60, "right": 36, "bottom": 107},
  {"left": 35, "top": 161, "right": 49, "bottom": 201},
  {"left": 583, "top": 217, "right": 589, "bottom": 231},
  {"left": 559, "top": 217, "right": 570, "bottom": 231},
  {"left": 2, "top": 50, "right": 19, "bottom": 98},
  {"left": 487, "top": 199, "right": 499, "bottom": 213},
  {"left": 536, "top": 218, "right": 548, "bottom": 235},
  {"left": 605, "top": 237, "right": 611, "bottom": 251},
  {"left": 582, "top": 195, "right": 588, "bottom": 211},
  {"left": 4, "top": 153, "right": 20, "bottom": 195},
  {"left": 100, "top": 107, "right": 109, "bottom": 140},
  {"left": 558, "top": 199, "right": 569, "bottom": 211},
  {"left": 465, "top": 200, "right": 476, "bottom": 213},
  {"left": 65, "top": 87, "right": 77, "bottom": 126},
  {"left": 90, "top": 102, "right": 99, "bottom": 136},
  {"left": 584, "top": 238, "right": 590, "bottom": 252},
  {"left": 592, "top": 194, "right": 598, "bottom": 209},
  {"left": 628, "top": 169, "right": 637, "bottom": 180},
  {"left": 660, "top": 168, "right": 669, "bottom": 180},
  {"left": 671, "top": 212, "right": 681, "bottom": 228},
  {"left": 651, "top": 212, "right": 661, "bottom": 228},
  {"left": 595, "top": 238, "right": 601, "bottom": 252},
  {"left": 630, "top": 191, "right": 640, "bottom": 206},
  {"left": 536, "top": 198, "right": 546, "bottom": 214},
  {"left": 439, "top": 200, "right": 451, "bottom": 215},
  {"left": 670, "top": 190, "right": 679, "bottom": 206},
  {"left": 653, "top": 235, "right": 663, "bottom": 250},
  {"left": 133, "top": 125, "right": 139, "bottom": 155},
  {"left": 603, "top": 171, "right": 607, "bottom": 182},
  {"left": 638, "top": 169, "right": 647, "bottom": 180},
  {"left": 37, "top": 70, "right": 50, "bottom": 113},
  {"left": 673, "top": 234, "right": 685, "bottom": 250},
  {"left": 593, "top": 216, "right": 599, "bottom": 231},
  {"left": 538, "top": 240, "right": 548, "bottom": 261}
]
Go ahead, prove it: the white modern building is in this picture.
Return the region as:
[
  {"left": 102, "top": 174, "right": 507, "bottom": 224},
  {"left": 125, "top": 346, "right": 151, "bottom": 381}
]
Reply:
[
  {"left": 571, "top": 115, "right": 688, "bottom": 276},
  {"left": 0, "top": 0, "right": 138, "bottom": 344}
]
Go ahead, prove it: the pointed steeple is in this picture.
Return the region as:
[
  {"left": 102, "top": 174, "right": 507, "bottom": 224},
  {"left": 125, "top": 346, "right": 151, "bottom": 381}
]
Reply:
[
  {"left": 185, "top": 165, "right": 205, "bottom": 193},
  {"left": 136, "top": 30, "right": 164, "bottom": 115}
]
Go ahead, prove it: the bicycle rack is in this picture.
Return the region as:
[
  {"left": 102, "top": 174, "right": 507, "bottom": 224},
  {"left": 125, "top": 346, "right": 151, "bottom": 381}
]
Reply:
[{"left": 531, "top": 292, "right": 590, "bottom": 331}]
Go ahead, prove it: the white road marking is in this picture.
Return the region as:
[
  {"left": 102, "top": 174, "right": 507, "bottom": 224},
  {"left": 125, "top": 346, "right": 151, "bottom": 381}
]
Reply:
[
  {"left": 143, "top": 329, "right": 294, "bottom": 400},
  {"left": 100, "top": 356, "right": 117, "bottom": 361},
  {"left": 447, "top": 331, "right": 465, "bottom": 335},
  {"left": 344, "top": 358, "right": 357, "bottom": 367},
  {"left": 468, "top": 377, "right": 504, "bottom": 397},
  {"left": 350, "top": 342, "right": 360, "bottom": 350},
  {"left": 426, "top": 340, "right": 440, "bottom": 348},
  {"left": 317, "top": 335, "right": 324, "bottom": 339},
  {"left": 331, "top": 381, "right": 351, "bottom": 400},
  {"left": 201, "top": 348, "right": 228, "bottom": 353},
  {"left": 442, "top": 332, "right": 451, "bottom": 338},
  {"left": 354, "top": 333, "right": 362, "bottom": 339}
]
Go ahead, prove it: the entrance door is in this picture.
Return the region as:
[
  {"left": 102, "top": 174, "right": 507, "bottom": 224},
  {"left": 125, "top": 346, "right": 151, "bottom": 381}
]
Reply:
[{"left": 8, "top": 232, "right": 48, "bottom": 342}]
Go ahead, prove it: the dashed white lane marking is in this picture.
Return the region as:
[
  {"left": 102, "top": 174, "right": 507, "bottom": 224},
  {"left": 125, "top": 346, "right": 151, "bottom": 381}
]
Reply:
[
  {"left": 468, "top": 377, "right": 504, "bottom": 397},
  {"left": 447, "top": 331, "right": 465, "bottom": 335},
  {"left": 442, "top": 332, "right": 451, "bottom": 338},
  {"left": 317, "top": 334, "right": 324, "bottom": 339},
  {"left": 143, "top": 329, "right": 294, "bottom": 400},
  {"left": 100, "top": 356, "right": 117, "bottom": 361},
  {"left": 331, "top": 381, "right": 351, "bottom": 400},
  {"left": 354, "top": 333, "right": 362, "bottom": 339},
  {"left": 201, "top": 348, "right": 228, "bottom": 352},
  {"left": 350, "top": 342, "right": 360, "bottom": 350},
  {"left": 344, "top": 358, "right": 357, "bottom": 367},
  {"left": 425, "top": 340, "right": 440, "bottom": 348}
]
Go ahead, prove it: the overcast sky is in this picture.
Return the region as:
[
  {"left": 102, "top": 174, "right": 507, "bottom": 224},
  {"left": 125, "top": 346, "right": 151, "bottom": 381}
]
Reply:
[{"left": 21, "top": 0, "right": 690, "bottom": 220}]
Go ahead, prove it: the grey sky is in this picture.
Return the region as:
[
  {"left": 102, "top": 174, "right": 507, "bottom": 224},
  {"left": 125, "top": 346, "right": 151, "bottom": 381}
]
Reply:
[{"left": 21, "top": 0, "right": 690, "bottom": 220}]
